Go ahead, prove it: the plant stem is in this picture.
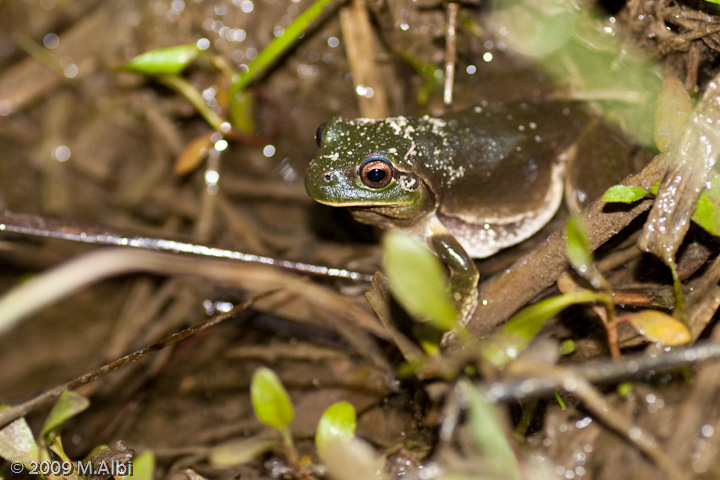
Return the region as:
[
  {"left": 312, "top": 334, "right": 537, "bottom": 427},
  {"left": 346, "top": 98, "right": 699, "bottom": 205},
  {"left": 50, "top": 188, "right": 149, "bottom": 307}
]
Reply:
[
  {"left": 159, "top": 75, "right": 225, "bottom": 131},
  {"left": 281, "top": 427, "right": 300, "bottom": 465}
]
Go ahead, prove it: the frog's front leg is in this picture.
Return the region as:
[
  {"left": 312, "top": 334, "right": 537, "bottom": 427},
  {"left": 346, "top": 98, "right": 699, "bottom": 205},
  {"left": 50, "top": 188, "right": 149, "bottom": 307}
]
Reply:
[{"left": 429, "top": 219, "right": 480, "bottom": 324}]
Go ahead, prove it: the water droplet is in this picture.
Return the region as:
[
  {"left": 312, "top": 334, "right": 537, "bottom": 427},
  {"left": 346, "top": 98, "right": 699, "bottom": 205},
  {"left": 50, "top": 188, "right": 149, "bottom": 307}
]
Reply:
[
  {"left": 52, "top": 145, "right": 71, "bottom": 162},
  {"left": 563, "top": 378, "right": 578, "bottom": 392},
  {"left": 575, "top": 416, "right": 592, "bottom": 429},
  {"left": 214, "top": 139, "right": 229, "bottom": 152},
  {"left": 197, "top": 37, "right": 210, "bottom": 50},
  {"left": 43, "top": 33, "right": 59, "bottom": 49},
  {"left": 205, "top": 169, "right": 220, "bottom": 186},
  {"left": 263, "top": 144, "right": 276, "bottom": 157}
]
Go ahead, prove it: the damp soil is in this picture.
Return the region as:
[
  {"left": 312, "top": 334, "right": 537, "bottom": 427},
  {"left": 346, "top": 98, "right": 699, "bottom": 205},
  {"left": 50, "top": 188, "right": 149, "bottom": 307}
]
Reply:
[{"left": 2, "top": 1, "right": 720, "bottom": 479}]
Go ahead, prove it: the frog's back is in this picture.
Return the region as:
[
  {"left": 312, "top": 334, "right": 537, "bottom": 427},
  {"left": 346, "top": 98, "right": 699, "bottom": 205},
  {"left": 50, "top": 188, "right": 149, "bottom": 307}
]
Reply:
[
  {"left": 419, "top": 101, "right": 586, "bottom": 219},
  {"left": 415, "top": 101, "right": 588, "bottom": 257}
]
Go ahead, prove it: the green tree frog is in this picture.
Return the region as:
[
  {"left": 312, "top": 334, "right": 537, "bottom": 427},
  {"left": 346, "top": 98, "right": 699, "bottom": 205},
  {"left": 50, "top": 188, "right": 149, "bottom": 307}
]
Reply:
[{"left": 305, "top": 101, "right": 593, "bottom": 320}]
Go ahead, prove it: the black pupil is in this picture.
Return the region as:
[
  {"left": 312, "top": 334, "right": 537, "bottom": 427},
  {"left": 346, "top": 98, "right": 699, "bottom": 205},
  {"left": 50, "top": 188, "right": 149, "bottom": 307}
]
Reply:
[{"left": 367, "top": 168, "right": 386, "bottom": 183}]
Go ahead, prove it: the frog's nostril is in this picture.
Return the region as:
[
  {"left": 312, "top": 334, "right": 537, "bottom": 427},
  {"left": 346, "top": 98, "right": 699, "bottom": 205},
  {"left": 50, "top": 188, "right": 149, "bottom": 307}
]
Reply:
[{"left": 322, "top": 172, "right": 333, "bottom": 182}]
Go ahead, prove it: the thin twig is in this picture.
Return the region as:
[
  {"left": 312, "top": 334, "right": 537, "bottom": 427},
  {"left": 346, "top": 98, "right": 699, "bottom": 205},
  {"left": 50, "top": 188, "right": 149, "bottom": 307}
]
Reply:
[
  {"left": 0, "top": 291, "right": 276, "bottom": 429},
  {"left": 485, "top": 341, "right": 720, "bottom": 403},
  {"left": 443, "top": 2, "right": 458, "bottom": 106},
  {"left": 0, "top": 211, "right": 374, "bottom": 282}
]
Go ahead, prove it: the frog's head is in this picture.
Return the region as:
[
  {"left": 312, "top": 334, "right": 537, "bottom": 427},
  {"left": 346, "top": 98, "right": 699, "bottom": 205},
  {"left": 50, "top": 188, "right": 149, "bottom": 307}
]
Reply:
[{"left": 305, "top": 117, "right": 435, "bottom": 222}]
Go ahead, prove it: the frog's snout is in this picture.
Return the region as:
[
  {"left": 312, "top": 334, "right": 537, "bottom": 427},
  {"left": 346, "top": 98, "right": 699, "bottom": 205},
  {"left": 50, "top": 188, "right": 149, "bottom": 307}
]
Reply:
[{"left": 305, "top": 162, "right": 337, "bottom": 202}]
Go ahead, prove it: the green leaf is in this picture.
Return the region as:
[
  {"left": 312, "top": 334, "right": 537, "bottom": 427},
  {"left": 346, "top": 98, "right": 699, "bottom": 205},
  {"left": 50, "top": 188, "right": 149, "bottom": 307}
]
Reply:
[
  {"left": 251, "top": 367, "right": 294, "bottom": 432},
  {"left": 654, "top": 76, "right": 693, "bottom": 152},
  {"left": 382, "top": 231, "right": 458, "bottom": 332},
  {"left": 649, "top": 180, "right": 661, "bottom": 196},
  {"left": 126, "top": 450, "right": 155, "bottom": 480},
  {"left": 692, "top": 173, "right": 720, "bottom": 236},
  {"left": 482, "top": 291, "right": 604, "bottom": 366},
  {"left": 125, "top": 45, "right": 200, "bottom": 76},
  {"left": 566, "top": 215, "right": 593, "bottom": 276},
  {"left": 464, "top": 381, "right": 521, "bottom": 479},
  {"left": 566, "top": 215, "right": 610, "bottom": 291},
  {"left": 40, "top": 391, "right": 89, "bottom": 444},
  {"left": 560, "top": 339, "right": 576, "bottom": 355},
  {"left": 621, "top": 310, "right": 691, "bottom": 346},
  {"left": 0, "top": 406, "right": 40, "bottom": 466},
  {"left": 602, "top": 185, "right": 652, "bottom": 204},
  {"left": 316, "top": 401, "right": 356, "bottom": 451},
  {"left": 209, "top": 438, "right": 277, "bottom": 467}
]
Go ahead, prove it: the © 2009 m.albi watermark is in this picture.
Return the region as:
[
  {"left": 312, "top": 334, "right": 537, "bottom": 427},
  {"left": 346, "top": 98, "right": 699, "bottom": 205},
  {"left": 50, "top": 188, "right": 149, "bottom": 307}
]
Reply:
[{"left": 10, "top": 459, "right": 133, "bottom": 476}]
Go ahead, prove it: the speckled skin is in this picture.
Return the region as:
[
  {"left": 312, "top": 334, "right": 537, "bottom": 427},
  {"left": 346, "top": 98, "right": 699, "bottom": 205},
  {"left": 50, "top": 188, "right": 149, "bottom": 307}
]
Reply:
[{"left": 305, "top": 101, "right": 588, "bottom": 258}]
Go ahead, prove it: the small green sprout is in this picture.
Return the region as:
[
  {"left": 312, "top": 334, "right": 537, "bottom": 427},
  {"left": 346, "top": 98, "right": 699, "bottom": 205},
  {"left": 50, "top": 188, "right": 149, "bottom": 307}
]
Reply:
[
  {"left": 315, "top": 401, "right": 356, "bottom": 452},
  {"left": 250, "top": 367, "right": 298, "bottom": 463},
  {"left": 251, "top": 367, "right": 294, "bottom": 431}
]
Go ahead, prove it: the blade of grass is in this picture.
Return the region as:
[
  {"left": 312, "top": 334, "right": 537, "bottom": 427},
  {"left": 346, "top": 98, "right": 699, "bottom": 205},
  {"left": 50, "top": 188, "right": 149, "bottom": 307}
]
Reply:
[{"left": 231, "top": 0, "right": 336, "bottom": 94}]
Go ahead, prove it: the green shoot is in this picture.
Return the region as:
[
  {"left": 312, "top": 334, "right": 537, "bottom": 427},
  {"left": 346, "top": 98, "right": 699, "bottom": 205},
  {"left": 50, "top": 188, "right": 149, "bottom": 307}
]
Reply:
[
  {"left": 315, "top": 401, "right": 357, "bottom": 452},
  {"left": 250, "top": 367, "right": 298, "bottom": 463}
]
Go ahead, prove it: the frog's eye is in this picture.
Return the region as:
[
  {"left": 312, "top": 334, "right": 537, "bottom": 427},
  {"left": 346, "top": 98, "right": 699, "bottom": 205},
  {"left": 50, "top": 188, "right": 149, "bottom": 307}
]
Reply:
[
  {"left": 315, "top": 123, "right": 327, "bottom": 147},
  {"left": 359, "top": 157, "right": 394, "bottom": 189}
]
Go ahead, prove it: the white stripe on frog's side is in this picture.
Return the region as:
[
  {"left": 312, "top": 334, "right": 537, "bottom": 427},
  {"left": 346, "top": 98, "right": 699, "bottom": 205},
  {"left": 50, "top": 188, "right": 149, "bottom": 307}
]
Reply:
[{"left": 438, "top": 157, "right": 567, "bottom": 259}]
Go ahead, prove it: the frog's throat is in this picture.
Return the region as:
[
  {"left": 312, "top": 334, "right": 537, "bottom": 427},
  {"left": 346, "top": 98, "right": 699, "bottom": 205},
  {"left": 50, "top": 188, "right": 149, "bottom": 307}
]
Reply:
[{"left": 439, "top": 159, "right": 567, "bottom": 259}]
